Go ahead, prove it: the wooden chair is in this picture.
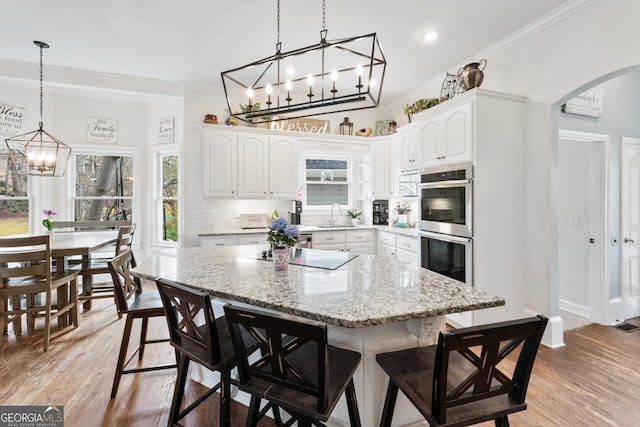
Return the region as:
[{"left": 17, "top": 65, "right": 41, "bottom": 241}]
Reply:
[
  {"left": 107, "top": 250, "right": 177, "bottom": 398},
  {"left": 376, "top": 315, "right": 548, "bottom": 427},
  {"left": 224, "top": 303, "right": 363, "bottom": 427},
  {"left": 0, "top": 235, "right": 80, "bottom": 352},
  {"left": 155, "top": 279, "right": 280, "bottom": 427},
  {"left": 75, "top": 223, "right": 136, "bottom": 310}
]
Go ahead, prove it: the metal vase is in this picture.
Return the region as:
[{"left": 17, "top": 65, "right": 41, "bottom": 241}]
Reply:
[{"left": 458, "top": 59, "right": 487, "bottom": 91}]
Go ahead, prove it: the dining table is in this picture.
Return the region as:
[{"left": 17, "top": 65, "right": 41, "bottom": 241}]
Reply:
[{"left": 132, "top": 245, "right": 505, "bottom": 427}]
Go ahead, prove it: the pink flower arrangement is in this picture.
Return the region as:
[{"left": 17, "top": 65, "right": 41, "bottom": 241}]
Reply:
[{"left": 42, "top": 209, "right": 58, "bottom": 231}]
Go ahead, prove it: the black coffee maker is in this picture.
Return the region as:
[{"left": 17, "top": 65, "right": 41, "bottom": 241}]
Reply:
[
  {"left": 289, "top": 200, "right": 302, "bottom": 225},
  {"left": 372, "top": 199, "right": 388, "bottom": 225}
]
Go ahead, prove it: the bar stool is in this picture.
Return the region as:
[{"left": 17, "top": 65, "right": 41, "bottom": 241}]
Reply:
[
  {"left": 376, "top": 315, "right": 548, "bottom": 427},
  {"left": 155, "top": 279, "right": 280, "bottom": 427},
  {"left": 224, "top": 303, "right": 363, "bottom": 427},
  {"left": 107, "top": 250, "right": 176, "bottom": 398}
]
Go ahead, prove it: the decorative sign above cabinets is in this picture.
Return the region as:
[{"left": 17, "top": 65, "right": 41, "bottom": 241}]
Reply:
[
  {"left": 87, "top": 117, "right": 117, "bottom": 143},
  {"left": 561, "top": 87, "right": 604, "bottom": 118},
  {"left": 260, "top": 117, "right": 329, "bottom": 134},
  {"left": 0, "top": 103, "right": 26, "bottom": 135},
  {"left": 158, "top": 117, "right": 174, "bottom": 143}
]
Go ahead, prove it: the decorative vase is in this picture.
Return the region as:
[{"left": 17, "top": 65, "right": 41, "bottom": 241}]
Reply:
[
  {"left": 46, "top": 229, "right": 55, "bottom": 241},
  {"left": 458, "top": 59, "right": 487, "bottom": 91},
  {"left": 272, "top": 247, "right": 290, "bottom": 272},
  {"left": 351, "top": 218, "right": 358, "bottom": 226}
]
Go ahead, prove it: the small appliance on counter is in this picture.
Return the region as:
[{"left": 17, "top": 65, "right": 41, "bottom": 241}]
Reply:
[
  {"left": 372, "top": 199, "right": 389, "bottom": 225},
  {"left": 240, "top": 214, "right": 268, "bottom": 229},
  {"left": 289, "top": 200, "right": 302, "bottom": 225}
]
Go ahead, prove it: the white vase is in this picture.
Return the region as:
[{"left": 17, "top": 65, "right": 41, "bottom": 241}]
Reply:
[
  {"left": 47, "top": 229, "right": 55, "bottom": 241},
  {"left": 272, "top": 247, "right": 290, "bottom": 271}
]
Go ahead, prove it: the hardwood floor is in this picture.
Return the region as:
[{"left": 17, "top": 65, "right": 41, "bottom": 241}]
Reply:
[{"left": 1, "top": 291, "right": 639, "bottom": 426}]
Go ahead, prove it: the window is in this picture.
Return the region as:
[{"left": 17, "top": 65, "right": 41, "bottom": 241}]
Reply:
[
  {"left": 0, "top": 149, "right": 29, "bottom": 236},
  {"left": 305, "top": 157, "right": 350, "bottom": 207},
  {"left": 158, "top": 153, "right": 178, "bottom": 243},
  {"left": 74, "top": 154, "right": 133, "bottom": 221}
]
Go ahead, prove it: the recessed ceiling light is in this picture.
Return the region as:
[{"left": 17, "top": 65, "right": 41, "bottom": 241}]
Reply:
[{"left": 422, "top": 31, "right": 440, "bottom": 42}]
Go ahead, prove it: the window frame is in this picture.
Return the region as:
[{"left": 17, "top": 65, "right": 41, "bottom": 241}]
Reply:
[
  {"left": 0, "top": 150, "right": 31, "bottom": 236},
  {"left": 302, "top": 153, "right": 353, "bottom": 211},
  {"left": 155, "top": 148, "right": 179, "bottom": 247}
]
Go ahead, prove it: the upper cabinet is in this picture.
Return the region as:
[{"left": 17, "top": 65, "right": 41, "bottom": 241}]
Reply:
[
  {"left": 371, "top": 140, "right": 391, "bottom": 199},
  {"left": 204, "top": 132, "right": 237, "bottom": 198},
  {"left": 203, "top": 128, "right": 297, "bottom": 199}
]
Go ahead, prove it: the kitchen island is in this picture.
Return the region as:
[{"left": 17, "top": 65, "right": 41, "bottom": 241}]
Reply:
[{"left": 132, "top": 246, "right": 504, "bottom": 426}]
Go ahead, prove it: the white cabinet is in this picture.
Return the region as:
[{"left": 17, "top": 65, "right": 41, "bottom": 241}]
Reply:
[
  {"left": 201, "top": 233, "right": 268, "bottom": 247},
  {"left": 399, "top": 129, "right": 419, "bottom": 170},
  {"left": 269, "top": 136, "right": 298, "bottom": 198},
  {"left": 371, "top": 140, "right": 390, "bottom": 199},
  {"left": 418, "top": 99, "right": 474, "bottom": 168},
  {"left": 313, "top": 229, "right": 376, "bottom": 254},
  {"left": 201, "top": 235, "right": 238, "bottom": 247},
  {"left": 377, "top": 230, "right": 419, "bottom": 266},
  {"left": 238, "top": 133, "right": 269, "bottom": 198},
  {"left": 203, "top": 127, "right": 297, "bottom": 199},
  {"left": 395, "top": 235, "right": 419, "bottom": 265},
  {"left": 204, "top": 132, "right": 237, "bottom": 198}
]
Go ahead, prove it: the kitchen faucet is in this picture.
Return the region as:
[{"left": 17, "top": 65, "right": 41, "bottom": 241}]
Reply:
[{"left": 330, "top": 203, "right": 342, "bottom": 226}]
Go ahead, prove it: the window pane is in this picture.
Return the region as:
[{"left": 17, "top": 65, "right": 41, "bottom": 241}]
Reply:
[
  {"left": 306, "top": 183, "right": 348, "bottom": 206},
  {"left": 162, "top": 199, "right": 178, "bottom": 241},
  {"left": 76, "top": 155, "right": 133, "bottom": 197},
  {"left": 0, "top": 151, "right": 28, "bottom": 197},
  {"left": 75, "top": 199, "right": 132, "bottom": 221},
  {"left": 162, "top": 155, "right": 178, "bottom": 197},
  {"left": 0, "top": 200, "right": 29, "bottom": 236},
  {"left": 305, "top": 159, "right": 348, "bottom": 182}
]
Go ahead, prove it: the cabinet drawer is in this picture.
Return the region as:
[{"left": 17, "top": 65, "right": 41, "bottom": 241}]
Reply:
[
  {"left": 396, "top": 235, "right": 419, "bottom": 253},
  {"left": 201, "top": 236, "right": 238, "bottom": 247},
  {"left": 378, "top": 231, "right": 396, "bottom": 247},
  {"left": 347, "top": 230, "right": 375, "bottom": 243},
  {"left": 238, "top": 234, "right": 268, "bottom": 245},
  {"left": 313, "top": 232, "right": 346, "bottom": 245}
]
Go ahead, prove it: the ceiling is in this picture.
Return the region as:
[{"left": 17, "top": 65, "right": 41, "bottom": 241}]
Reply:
[{"left": 0, "top": 0, "right": 566, "bottom": 106}]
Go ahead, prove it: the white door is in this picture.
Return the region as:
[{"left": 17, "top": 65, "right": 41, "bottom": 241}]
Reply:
[
  {"left": 558, "top": 130, "right": 607, "bottom": 324},
  {"left": 621, "top": 137, "right": 640, "bottom": 320}
]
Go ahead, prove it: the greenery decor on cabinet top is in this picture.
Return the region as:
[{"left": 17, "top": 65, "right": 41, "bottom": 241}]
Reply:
[{"left": 403, "top": 97, "right": 440, "bottom": 123}]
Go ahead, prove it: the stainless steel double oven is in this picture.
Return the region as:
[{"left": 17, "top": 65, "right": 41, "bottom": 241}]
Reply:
[{"left": 419, "top": 164, "right": 473, "bottom": 286}]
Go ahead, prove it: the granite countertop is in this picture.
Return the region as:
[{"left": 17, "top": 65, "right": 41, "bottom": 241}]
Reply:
[
  {"left": 132, "top": 245, "right": 504, "bottom": 328},
  {"left": 198, "top": 224, "right": 419, "bottom": 237}
]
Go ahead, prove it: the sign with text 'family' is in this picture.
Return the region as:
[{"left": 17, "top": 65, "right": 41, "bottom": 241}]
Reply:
[
  {"left": 87, "top": 117, "right": 117, "bottom": 143},
  {"left": 0, "top": 103, "right": 26, "bottom": 135}
]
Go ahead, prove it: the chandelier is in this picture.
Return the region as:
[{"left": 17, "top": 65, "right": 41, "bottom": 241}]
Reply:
[
  {"left": 221, "top": 0, "right": 386, "bottom": 123},
  {"left": 5, "top": 41, "right": 71, "bottom": 176}
]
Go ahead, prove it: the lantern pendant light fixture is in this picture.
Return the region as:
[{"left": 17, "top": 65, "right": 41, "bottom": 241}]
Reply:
[
  {"left": 5, "top": 41, "right": 71, "bottom": 177},
  {"left": 221, "top": 0, "right": 387, "bottom": 123}
]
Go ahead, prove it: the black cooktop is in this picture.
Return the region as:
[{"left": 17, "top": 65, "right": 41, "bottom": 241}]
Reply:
[{"left": 251, "top": 247, "right": 358, "bottom": 270}]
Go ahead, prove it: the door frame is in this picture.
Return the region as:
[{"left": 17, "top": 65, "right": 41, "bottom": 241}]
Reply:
[
  {"left": 620, "top": 137, "right": 640, "bottom": 321},
  {"left": 558, "top": 129, "right": 609, "bottom": 325}
]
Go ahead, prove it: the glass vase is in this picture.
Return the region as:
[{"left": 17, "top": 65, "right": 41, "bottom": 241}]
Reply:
[{"left": 272, "top": 247, "right": 290, "bottom": 272}]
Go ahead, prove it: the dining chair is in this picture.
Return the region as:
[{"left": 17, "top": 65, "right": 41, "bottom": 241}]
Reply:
[
  {"left": 107, "top": 249, "right": 177, "bottom": 398},
  {"left": 0, "top": 234, "right": 80, "bottom": 352},
  {"left": 155, "top": 279, "right": 280, "bottom": 427},
  {"left": 223, "top": 303, "right": 363, "bottom": 427},
  {"left": 76, "top": 223, "right": 136, "bottom": 311},
  {"left": 376, "top": 315, "right": 548, "bottom": 427}
]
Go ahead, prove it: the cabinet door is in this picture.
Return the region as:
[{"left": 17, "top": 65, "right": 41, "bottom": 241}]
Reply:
[
  {"left": 441, "top": 100, "right": 473, "bottom": 163},
  {"left": 204, "top": 133, "right": 237, "bottom": 198},
  {"left": 269, "top": 137, "right": 298, "bottom": 199},
  {"left": 417, "top": 117, "right": 440, "bottom": 165},
  {"left": 238, "top": 134, "right": 269, "bottom": 198},
  {"left": 201, "top": 236, "right": 238, "bottom": 247},
  {"left": 238, "top": 234, "right": 268, "bottom": 245},
  {"left": 399, "top": 132, "right": 416, "bottom": 169},
  {"left": 371, "top": 141, "right": 390, "bottom": 199}
]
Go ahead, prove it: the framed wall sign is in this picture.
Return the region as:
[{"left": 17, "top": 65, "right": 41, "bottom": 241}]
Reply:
[
  {"left": 0, "top": 103, "right": 26, "bottom": 135},
  {"left": 87, "top": 117, "right": 117, "bottom": 143},
  {"left": 158, "top": 117, "right": 174, "bottom": 143},
  {"left": 561, "top": 87, "right": 604, "bottom": 118},
  {"left": 263, "top": 117, "right": 329, "bottom": 134}
]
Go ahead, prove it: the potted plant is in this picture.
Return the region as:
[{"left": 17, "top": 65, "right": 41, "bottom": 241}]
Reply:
[
  {"left": 347, "top": 210, "right": 362, "bottom": 226},
  {"left": 267, "top": 217, "right": 299, "bottom": 271},
  {"left": 403, "top": 97, "right": 440, "bottom": 123}
]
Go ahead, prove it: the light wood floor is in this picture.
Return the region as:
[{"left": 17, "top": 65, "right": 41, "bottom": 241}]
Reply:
[{"left": 1, "top": 293, "right": 639, "bottom": 427}]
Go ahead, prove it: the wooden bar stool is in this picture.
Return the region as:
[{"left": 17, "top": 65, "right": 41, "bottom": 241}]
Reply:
[
  {"left": 376, "top": 315, "right": 548, "bottom": 427},
  {"left": 107, "top": 250, "right": 176, "bottom": 398},
  {"left": 224, "top": 303, "right": 363, "bottom": 427},
  {"left": 155, "top": 279, "right": 280, "bottom": 427}
]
